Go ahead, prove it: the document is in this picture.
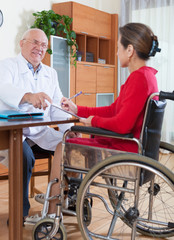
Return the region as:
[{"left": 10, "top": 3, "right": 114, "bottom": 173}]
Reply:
[{"left": 52, "top": 103, "right": 81, "bottom": 119}]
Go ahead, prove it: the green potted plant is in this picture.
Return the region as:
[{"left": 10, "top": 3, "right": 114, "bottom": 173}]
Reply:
[{"left": 31, "top": 10, "right": 78, "bottom": 65}]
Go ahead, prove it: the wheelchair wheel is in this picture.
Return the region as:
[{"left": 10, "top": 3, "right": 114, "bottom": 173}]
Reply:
[
  {"left": 76, "top": 153, "right": 174, "bottom": 239},
  {"left": 159, "top": 141, "right": 174, "bottom": 172},
  {"left": 32, "top": 218, "right": 67, "bottom": 240}
]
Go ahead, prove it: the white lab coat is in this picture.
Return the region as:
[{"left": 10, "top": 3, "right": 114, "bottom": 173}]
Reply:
[{"left": 0, "top": 53, "right": 73, "bottom": 151}]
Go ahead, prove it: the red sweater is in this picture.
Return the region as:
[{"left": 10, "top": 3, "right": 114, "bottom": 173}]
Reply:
[{"left": 68, "top": 66, "right": 158, "bottom": 153}]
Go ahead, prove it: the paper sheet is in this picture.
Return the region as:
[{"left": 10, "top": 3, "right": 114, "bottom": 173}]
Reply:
[{"left": 52, "top": 103, "right": 81, "bottom": 119}]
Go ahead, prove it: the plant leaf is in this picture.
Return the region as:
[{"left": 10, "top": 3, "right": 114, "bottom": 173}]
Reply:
[{"left": 30, "top": 10, "right": 78, "bottom": 66}]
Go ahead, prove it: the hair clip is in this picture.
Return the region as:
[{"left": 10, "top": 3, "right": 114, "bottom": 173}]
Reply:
[{"left": 148, "top": 38, "right": 161, "bottom": 57}]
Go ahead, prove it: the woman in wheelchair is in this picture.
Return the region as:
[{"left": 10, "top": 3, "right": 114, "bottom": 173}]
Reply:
[
  {"left": 33, "top": 22, "right": 171, "bottom": 240},
  {"left": 47, "top": 22, "right": 161, "bottom": 214},
  {"left": 50, "top": 23, "right": 159, "bottom": 213}
]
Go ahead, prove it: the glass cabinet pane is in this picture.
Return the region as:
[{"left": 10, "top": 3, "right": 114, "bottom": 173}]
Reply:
[
  {"left": 51, "top": 36, "right": 70, "bottom": 98},
  {"left": 96, "top": 93, "right": 114, "bottom": 107}
]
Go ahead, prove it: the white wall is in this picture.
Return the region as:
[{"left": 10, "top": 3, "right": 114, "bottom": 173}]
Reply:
[{"left": 0, "top": 0, "right": 120, "bottom": 60}]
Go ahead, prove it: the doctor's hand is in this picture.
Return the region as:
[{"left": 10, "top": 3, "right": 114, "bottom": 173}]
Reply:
[
  {"left": 61, "top": 97, "right": 77, "bottom": 114},
  {"left": 20, "top": 92, "right": 52, "bottom": 110},
  {"left": 80, "top": 116, "right": 94, "bottom": 127}
]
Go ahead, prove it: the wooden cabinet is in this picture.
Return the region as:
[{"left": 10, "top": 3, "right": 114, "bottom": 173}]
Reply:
[
  {"left": 76, "top": 63, "right": 115, "bottom": 107},
  {"left": 97, "top": 66, "right": 115, "bottom": 93},
  {"left": 76, "top": 63, "right": 96, "bottom": 93},
  {"left": 72, "top": 3, "right": 96, "bottom": 36},
  {"left": 52, "top": 2, "right": 111, "bottom": 38},
  {"left": 95, "top": 10, "right": 111, "bottom": 39},
  {"left": 46, "top": 2, "right": 118, "bottom": 108}
]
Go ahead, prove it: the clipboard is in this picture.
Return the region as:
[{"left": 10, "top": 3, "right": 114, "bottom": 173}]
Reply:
[
  {"left": 52, "top": 103, "right": 81, "bottom": 119},
  {"left": 0, "top": 110, "right": 44, "bottom": 119}
]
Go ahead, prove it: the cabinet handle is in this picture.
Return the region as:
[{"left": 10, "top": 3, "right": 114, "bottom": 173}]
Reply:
[
  {"left": 100, "top": 36, "right": 107, "bottom": 39},
  {"left": 84, "top": 64, "right": 92, "bottom": 67},
  {"left": 81, "top": 31, "right": 88, "bottom": 35},
  {"left": 84, "top": 93, "right": 91, "bottom": 96},
  {"left": 103, "top": 66, "right": 110, "bottom": 69}
]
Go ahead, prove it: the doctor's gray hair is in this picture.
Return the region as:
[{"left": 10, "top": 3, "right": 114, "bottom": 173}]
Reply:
[{"left": 21, "top": 28, "right": 48, "bottom": 41}]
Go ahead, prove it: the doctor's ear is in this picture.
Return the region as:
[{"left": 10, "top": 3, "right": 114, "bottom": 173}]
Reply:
[
  {"left": 20, "top": 40, "right": 24, "bottom": 48},
  {"left": 20, "top": 39, "right": 26, "bottom": 48}
]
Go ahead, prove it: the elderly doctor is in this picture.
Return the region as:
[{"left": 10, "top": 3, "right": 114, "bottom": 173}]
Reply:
[{"left": 0, "top": 28, "right": 74, "bottom": 221}]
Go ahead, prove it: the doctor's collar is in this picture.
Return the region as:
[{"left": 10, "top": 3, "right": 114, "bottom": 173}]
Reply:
[{"left": 27, "top": 62, "right": 42, "bottom": 75}]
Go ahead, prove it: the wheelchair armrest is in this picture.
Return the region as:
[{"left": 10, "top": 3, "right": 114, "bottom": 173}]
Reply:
[{"left": 70, "top": 125, "right": 133, "bottom": 139}]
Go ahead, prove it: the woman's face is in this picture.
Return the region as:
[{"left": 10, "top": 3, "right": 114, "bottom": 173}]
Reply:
[{"left": 117, "top": 35, "right": 129, "bottom": 68}]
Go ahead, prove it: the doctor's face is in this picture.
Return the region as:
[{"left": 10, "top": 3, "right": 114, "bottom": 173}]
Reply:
[{"left": 20, "top": 29, "right": 48, "bottom": 68}]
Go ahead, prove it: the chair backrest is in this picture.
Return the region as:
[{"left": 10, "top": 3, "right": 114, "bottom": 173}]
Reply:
[{"left": 140, "top": 94, "right": 167, "bottom": 161}]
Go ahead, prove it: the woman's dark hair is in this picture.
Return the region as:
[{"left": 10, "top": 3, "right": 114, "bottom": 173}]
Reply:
[{"left": 119, "top": 23, "right": 161, "bottom": 60}]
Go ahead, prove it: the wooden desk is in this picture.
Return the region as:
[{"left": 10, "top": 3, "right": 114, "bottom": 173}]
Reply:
[{"left": 0, "top": 118, "right": 78, "bottom": 240}]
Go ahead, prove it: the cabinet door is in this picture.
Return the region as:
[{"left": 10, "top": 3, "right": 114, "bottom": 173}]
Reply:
[
  {"left": 52, "top": 2, "right": 72, "bottom": 18},
  {"left": 76, "top": 93, "right": 96, "bottom": 107},
  {"left": 95, "top": 11, "right": 111, "bottom": 39},
  {"left": 76, "top": 63, "right": 96, "bottom": 93},
  {"left": 72, "top": 2, "right": 96, "bottom": 35},
  {"left": 76, "top": 93, "right": 96, "bottom": 138},
  {"left": 97, "top": 66, "right": 115, "bottom": 93}
]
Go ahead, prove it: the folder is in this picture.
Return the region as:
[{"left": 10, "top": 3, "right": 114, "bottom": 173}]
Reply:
[{"left": 0, "top": 110, "right": 44, "bottom": 119}]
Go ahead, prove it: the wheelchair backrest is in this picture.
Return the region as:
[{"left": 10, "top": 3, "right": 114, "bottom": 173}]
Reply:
[{"left": 140, "top": 94, "right": 167, "bottom": 160}]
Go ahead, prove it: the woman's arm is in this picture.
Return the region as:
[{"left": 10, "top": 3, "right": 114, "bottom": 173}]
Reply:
[{"left": 91, "top": 73, "right": 149, "bottom": 134}]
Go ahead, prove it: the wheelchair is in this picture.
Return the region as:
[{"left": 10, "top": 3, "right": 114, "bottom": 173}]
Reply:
[{"left": 32, "top": 91, "right": 174, "bottom": 240}]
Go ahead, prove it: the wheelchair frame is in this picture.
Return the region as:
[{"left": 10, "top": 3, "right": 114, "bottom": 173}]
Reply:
[{"left": 32, "top": 91, "right": 174, "bottom": 240}]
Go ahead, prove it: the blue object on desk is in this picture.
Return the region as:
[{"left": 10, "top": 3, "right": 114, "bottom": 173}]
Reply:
[{"left": 0, "top": 110, "right": 44, "bottom": 119}]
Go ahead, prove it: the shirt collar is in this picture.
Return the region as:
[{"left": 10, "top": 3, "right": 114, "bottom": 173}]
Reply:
[
  {"left": 17, "top": 53, "right": 47, "bottom": 77},
  {"left": 27, "top": 62, "right": 42, "bottom": 75}
]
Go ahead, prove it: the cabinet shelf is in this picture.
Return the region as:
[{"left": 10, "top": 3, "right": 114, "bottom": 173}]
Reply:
[{"left": 76, "top": 33, "right": 111, "bottom": 64}]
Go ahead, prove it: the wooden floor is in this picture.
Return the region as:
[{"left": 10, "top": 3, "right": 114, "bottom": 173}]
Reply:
[
  {"left": 0, "top": 161, "right": 174, "bottom": 240},
  {"left": 0, "top": 174, "right": 83, "bottom": 240}
]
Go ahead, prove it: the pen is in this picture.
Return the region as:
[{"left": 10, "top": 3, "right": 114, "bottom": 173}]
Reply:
[{"left": 68, "top": 91, "right": 82, "bottom": 100}]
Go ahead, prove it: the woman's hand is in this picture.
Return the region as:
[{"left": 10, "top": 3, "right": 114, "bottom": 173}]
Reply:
[
  {"left": 80, "top": 116, "right": 94, "bottom": 127},
  {"left": 67, "top": 132, "right": 82, "bottom": 138},
  {"left": 61, "top": 97, "right": 78, "bottom": 114}
]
